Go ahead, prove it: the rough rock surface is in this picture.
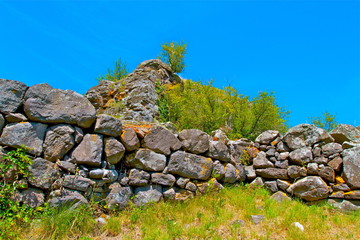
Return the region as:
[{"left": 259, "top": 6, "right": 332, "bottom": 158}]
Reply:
[
  {"left": 168, "top": 151, "right": 213, "bottom": 180},
  {"left": 28, "top": 158, "right": 60, "bottom": 190},
  {"left": 20, "top": 188, "right": 45, "bottom": 208},
  {"left": 24, "top": 83, "right": 96, "bottom": 128},
  {"left": 125, "top": 148, "right": 166, "bottom": 171},
  {"left": 142, "top": 126, "right": 182, "bottom": 155},
  {"left": 62, "top": 175, "right": 95, "bottom": 192},
  {"left": 255, "top": 168, "right": 289, "bottom": 180},
  {"left": 255, "top": 130, "right": 279, "bottom": 145},
  {"left": 206, "top": 140, "right": 231, "bottom": 162},
  {"left": 330, "top": 124, "right": 360, "bottom": 143},
  {"left": 151, "top": 173, "right": 176, "bottom": 186},
  {"left": 94, "top": 114, "right": 122, "bottom": 137},
  {"left": 134, "top": 185, "right": 163, "bottom": 206},
  {"left": 0, "top": 122, "right": 47, "bottom": 156},
  {"left": 71, "top": 134, "right": 103, "bottom": 167},
  {"left": 120, "top": 127, "right": 140, "bottom": 151},
  {"left": 0, "top": 79, "right": 28, "bottom": 114},
  {"left": 342, "top": 147, "right": 360, "bottom": 189},
  {"left": 253, "top": 151, "right": 274, "bottom": 169},
  {"left": 105, "top": 183, "right": 132, "bottom": 210},
  {"left": 178, "top": 129, "right": 210, "bottom": 154},
  {"left": 128, "top": 169, "right": 150, "bottom": 187},
  {"left": 289, "top": 147, "right": 313, "bottom": 165},
  {"left": 287, "top": 176, "right": 330, "bottom": 201},
  {"left": 47, "top": 189, "right": 88, "bottom": 208},
  {"left": 104, "top": 137, "right": 126, "bottom": 164},
  {"left": 43, "top": 124, "right": 75, "bottom": 162}
]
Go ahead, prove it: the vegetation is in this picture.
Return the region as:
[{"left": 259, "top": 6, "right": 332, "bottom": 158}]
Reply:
[
  {"left": 96, "top": 58, "right": 129, "bottom": 82},
  {"left": 309, "top": 112, "right": 338, "bottom": 131},
  {"left": 159, "top": 41, "right": 187, "bottom": 73},
  {"left": 157, "top": 80, "right": 289, "bottom": 140},
  {"left": 12, "top": 185, "right": 360, "bottom": 240}
]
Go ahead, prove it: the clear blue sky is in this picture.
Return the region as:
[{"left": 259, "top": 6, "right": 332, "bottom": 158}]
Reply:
[{"left": 1, "top": 0, "right": 359, "bottom": 127}]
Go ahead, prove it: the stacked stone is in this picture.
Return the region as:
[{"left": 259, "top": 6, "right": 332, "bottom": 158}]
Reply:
[{"left": 249, "top": 124, "right": 360, "bottom": 210}]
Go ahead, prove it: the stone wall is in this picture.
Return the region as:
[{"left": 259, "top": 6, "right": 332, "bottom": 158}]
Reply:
[{"left": 1, "top": 78, "right": 360, "bottom": 212}]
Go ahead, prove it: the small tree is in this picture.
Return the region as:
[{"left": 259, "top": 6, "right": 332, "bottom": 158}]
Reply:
[
  {"left": 309, "top": 112, "right": 338, "bottom": 131},
  {"left": 96, "top": 58, "right": 129, "bottom": 82},
  {"left": 159, "top": 41, "right": 187, "bottom": 73}
]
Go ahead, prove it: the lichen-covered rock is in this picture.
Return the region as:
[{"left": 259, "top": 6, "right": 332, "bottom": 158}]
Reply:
[
  {"left": 223, "top": 163, "right": 237, "bottom": 183},
  {"left": 288, "top": 147, "right": 313, "bottom": 165},
  {"left": 270, "top": 191, "right": 291, "bottom": 203},
  {"left": 328, "top": 199, "right": 360, "bottom": 212},
  {"left": 287, "top": 166, "right": 307, "bottom": 179},
  {"left": 57, "top": 161, "right": 76, "bottom": 174},
  {"left": 212, "top": 160, "right": 225, "bottom": 180},
  {"left": 178, "top": 129, "right": 210, "bottom": 154},
  {"left": 206, "top": 140, "right": 231, "bottom": 162},
  {"left": 277, "top": 179, "right": 291, "bottom": 191},
  {"left": 283, "top": 124, "right": 334, "bottom": 150},
  {"left": 43, "top": 124, "right": 75, "bottom": 162},
  {"left": 264, "top": 181, "right": 278, "bottom": 193},
  {"left": 104, "top": 137, "right": 125, "bottom": 164},
  {"left": 94, "top": 114, "right": 122, "bottom": 137},
  {"left": 125, "top": 148, "right": 166, "bottom": 171},
  {"left": 62, "top": 175, "right": 95, "bottom": 192},
  {"left": 228, "top": 139, "right": 253, "bottom": 164},
  {"left": 249, "top": 177, "right": 264, "bottom": 187},
  {"left": 330, "top": 124, "right": 360, "bottom": 144},
  {"left": 120, "top": 127, "right": 140, "bottom": 151},
  {"left": 255, "top": 130, "right": 279, "bottom": 145},
  {"left": 20, "top": 188, "right": 45, "bottom": 208},
  {"left": 47, "top": 189, "right": 88, "bottom": 209},
  {"left": 253, "top": 151, "right": 274, "bottom": 169},
  {"left": 321, "top": 143, "right": 342, "bottom": 158},
  {"left": 328, "top": 157, "right": 343, "bottom": 172},
  {"left": 28, "top": 158, "right": 60, "bottom": 190},
  {"left": 163, "top": 188, "right": 176, "bottom": 200},
  {"left": 319, "top": 166, "right": 335, "bottom": 183},
  {"left": 344, "top": 190, "right": 360, "bottom": 200},
  {"left": 287, "top": 176, "right": 330, "bottom": 201},
  {"left": 71, "top": 134, "right": 103, "bottom": 167},
  {"left": 342, "top": 147, "right": 360, "bottom": 189},
  {"left": 24, "top": 83, "right": 96, "bottom": 128},
  {"left": 168, "top": 151, "right": 213, "bottom": 180},
  {"left": 176, "top": 177, "right": 190, "bottom": 188},
  {"left": 211, "top": 129, "right": 229, "bottom": 143},
  {"left": 142, "top": 126, "right": 182, "bottom": 155},
  {"left": 151, "top": 173, "right": 176, "bottom": 186},
  {"left": 0, "top": 122, "right": 47, "bottom": 156},
  {"left": 245, "top": 165, "right": 256, "bottom": 180},
  {"left": 0, "top": 79, "right": 28, "bottom": 114},
  {"left": 128, "top": 169, "right": 150, "bottom": 187},
  {"left": 134, "top": 185, "right": 163, "bottom": 207},
  {"left": 255, "top": 168, "right": 289, "bottom": 180},
  {"left": 105, "top": 183, "right": 132, "bottom": 210}
]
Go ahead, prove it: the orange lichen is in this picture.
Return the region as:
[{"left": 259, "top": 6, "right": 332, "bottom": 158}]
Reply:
[
  {"left": 213, "top": 137, "right": 219, "bottom": 141},
  {"left": 122, "top": 124, "right": 153, "bottom": 136},
  {"left": 336, "top": 176, "right": 346, "bottom": 184},
  {"left": 343, "top": 191, "right": 355, "bottom": 195}
]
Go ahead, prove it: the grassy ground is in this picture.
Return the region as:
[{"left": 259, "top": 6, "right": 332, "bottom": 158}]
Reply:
[{"left": 12, "top": 185, "right": 360, "bottom": 240}]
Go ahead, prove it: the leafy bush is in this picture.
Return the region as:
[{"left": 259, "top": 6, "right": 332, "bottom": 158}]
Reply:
[
  {"left": 96, "top": 58, "right": 129, "bottom": 82},
  {"left": 309, "top": 112, "right": 338, "bottom": 131},
  {"left": 159, "top": 41, "right": 187, "bottom": 73}
]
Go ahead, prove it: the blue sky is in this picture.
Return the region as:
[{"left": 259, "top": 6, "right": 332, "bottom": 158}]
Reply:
[{"left": 1, "top": 0, "right": 359, "bottom": 127}]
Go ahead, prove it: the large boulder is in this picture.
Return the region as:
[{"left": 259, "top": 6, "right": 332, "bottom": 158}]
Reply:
[
  {"left": 178, "top": 129, "right": 210, "bottom": 154},
  {"left": 0, "top": 79, "right": 28, "bottom": 114},
  {"left": 168, "top": 151, "right": 213, "bottom": 180},
  {"left": 28, "top": 158, "right": 60, "bottom": 190},
  {"left": 125, "top": 148, "right": 166, "bottom": 171},
  {"left": 342, "top": 147, "right": 360, "bottom": 189},
  {"left": 71, "top": 134, "right": 103, "bottom": 167},
  {"left": 0, "top": 122, "right": 47, "bottom": 156},
  {"left": 43, "top": 124, "right": 75, "bottom": 162},
  {"left": 142, "top": 126, "right": 182, "bottom": 155},
  {"left": 255, "top": 130, "right": 280, "bottom": 145},
  {"left": 24, "top": 83, "right": 96, "bottom": 128},
  {"left": 283, "top": 124, "right": 333, "bottom": 150},
  {"left": 94, "top": 114, "right": 122, "bottom": 137},
  {"left": 287, "top": 176, "right": 330, "bottom": 201},
  {"left": 330, "top": 124, "right": 360, "bottom": 144}
]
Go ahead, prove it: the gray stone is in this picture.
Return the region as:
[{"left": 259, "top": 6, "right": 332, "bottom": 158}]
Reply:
[
  {"left": 47, "top": 189, "right": 88, "bottom": 209},
  {"left": 168, "top": 151, "right": 213, "bottom": 180},
  {"left": 319, "top": 166, "right": 335, "bottom": 182},
  {"left": 43, "top": 124, "right": 75, "bottom": 162},
  {"left": 321, "top": 143, "right": 343, "bottom": 157},
  {"left": 0, "top": 122, "right": 47, "bottom": 156},
  {"left": 287, "top": 166, "right": 307, "bottom": 179},
  {"left": 330, "top": 124, "right": 360, "bottom": 144},
  {"left": 283, "top": 124, "right": 334, "bottom": 150},
  {"left": 176, "top": 177, "right": 190, "bottom": 188},
  {"left": 312, "top": 147, "right": 322, "bottom": 157},
  {"left": 328, "top": 199, "right": 360, "bottom": 212},
  {"left": 57, "top": 161, "right": 76, "bottom": 174},
  {"left": 343, "top": 141, "right": 360, "bottom": 149},
  {"left": 0, "top": 114, "right": 4, "bottom": 133},
  {"left": 275, "top": 160, "right": 289, "bottom": 169},
  {"left": 277, "top": 179, "right": 291, "bottom": 191},
  {"left": 276, "top": 141, "right": 290, "bottom": 152},
  {"left": 74, "top": 126, "right": 84, "bottom": 144},
  {"left": 20, "top": 188, "right": 45, "bottom": 208},
  {"left": 28, "top": 158, "right": 60, "bottom": 190},
  {"left": 134, "top": 185, "right": 163, "bottom": 206},
  {"left": 103, "top": 169, "right": 119, "bottom": 183},
  {"left": 270, "top": 191, "right": 291, "bottom": 203},
  {"left": 307, "top": 163, "right": 319, "bottom": 175},
  {"left": 151, "top": 173, "right": 176, "bottom": 186},
  {"left": 128, "top": 168, "right": 150, "bottom": 187},
  {"left": 71, "top": 134, "right": 103, "bottom": 167},
  {"left": 245, "top": 165, "right": 256, "bottom": 180},
  {"left": 62, "top": 175, "right": 95, "bottom": 192},
  {"left": 313, "top": 156, "right": 328, "bottom": 164},
  {"left": 255, "top": 130, "right": 279, "bottom": 145},
  {"left": 332, "top": 183, "right": 351, "bottom": 192},
  {"left": 178, "top": 129, "right": 210, "bottom": 154},
  {"left": 251, "top": 215, "right": 265, "bottom": 225},
  {"left": 105, "top": 183, "right": 132, "bottom": 210},
  {"left": 223, "top": 163, "right": 237, "bottom": 184},
  {"left": 125, "top": 148, "right": 166, "bottom": 171},
  {"left": 266, "top": 148, "right": 276, "bottom": 158},
  {"left": 235, "top": 164, "right": 246, "bottom": 182},
  {"left": 253, "top": 151, "right": 274, "bottom": 169},
  {"left": 289, "top": 147, "right": 313, "bottom": 165},
  {"left": 94, "top": 114, "right": 122, "bottom": 137},
  {"left": 206, "top": 140, "right": 231, "bottom": 162},
  {"left": 264, "top": 181, "right": 278, "bottom": 193},
  {"left": 211, "top": 129, "right": 229, "bottom": 143},
  {"left": 142, "top": 126, "right": 182, "bottom": 155},
  {"left": 344, "top": 190, "right": 360, "bottom": 200},
  {"left": 287, "top": 176, "right": 330, "bottom": 201},
  {"left": 89, "top": 169, "right": 104, "bottom": 179},
  {"left": 5, "top": 113, "right": 27, "bottom": 123},
  {"left": 163, "top": 188, "right": 176, "bottom": 200},
  {"left": 278, "top": 152, "right": 289, "bottom": 161},
  {"left": 24, "top": 83, "right": 96, "bottom": 128},
  {"left": 341, "top": 147, "right": 360, "bottom": 189},
  {"left": 227, "top": 139, "right": 253, "bottom": 164},
  {"left": 255, "top": 168, "right": 289, "bottom": 180},
  {"left": 249, "top": 177, "right": 264, "bottom": 187},
  {"left": 0, "top": 79, "right": 28, "bottom": 114},
  {"left": 120, "top": 127, "right": 140, "bottom": 151},
  {"left": 104, "top": 137, "right": 125, "bottom": 165},
  {"left": 212, "top": 160, "right": 225, "bottom": 180},
  {"left": 185, "top": 182, "right": 197, "bottom": 192}
]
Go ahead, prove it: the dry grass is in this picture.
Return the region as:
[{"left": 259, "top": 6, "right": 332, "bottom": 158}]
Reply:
[{"left": 18, "top": 185, "right": 360, "bottom": 240}]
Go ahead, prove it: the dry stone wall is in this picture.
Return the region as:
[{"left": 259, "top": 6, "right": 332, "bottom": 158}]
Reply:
[{"left": 1, "top": 77, "right": 360, "bottom": 212}]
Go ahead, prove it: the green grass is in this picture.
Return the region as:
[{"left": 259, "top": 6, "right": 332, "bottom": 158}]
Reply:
[{"left": 13, "top": 185, "right": 360, "bottom": 240}]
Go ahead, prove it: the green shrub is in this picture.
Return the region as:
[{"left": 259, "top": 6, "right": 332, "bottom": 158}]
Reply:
[{"left": 159, "top": 41, "right": 187, "bottom": 73}]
